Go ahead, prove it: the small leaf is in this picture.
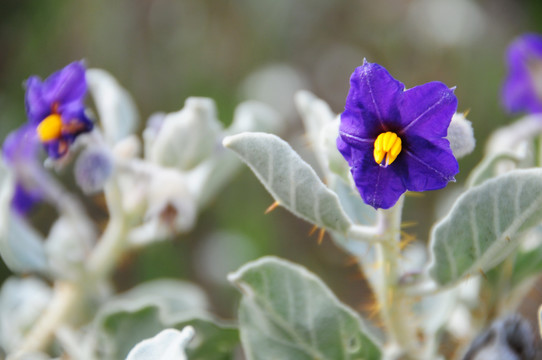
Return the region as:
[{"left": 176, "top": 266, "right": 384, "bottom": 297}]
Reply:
[
  {"left": 146, "top": 97, "right": 223, "bottom": 171},
  {"left": 229, "top": 256, "right": 381, "bottom": 360},
  {"left": 125, "top": 327, "right": 194, "bottom": 360},
  {"left": 429, "top": 169, "right": 542, "bottom": 286},
  {"left": 94, "top": 279, "right": 238, "bottom": 360},
  {"left": 466, "top": 152, "right": 523, "bottom": 187},
  {"left": 223, "top": 133, "right": 352, "bottom": 234},
  {"left": 0, "top": 277, "right": 52, "bottom": 353},
  {"left": 510, "top": 234, "right": 542, "bottom": 286},
  {"left": 86, "top": 68, "right": 140, "bottom": 143},
  {"left": 0, "top": 167, "right": 48, "bottom": 273}
]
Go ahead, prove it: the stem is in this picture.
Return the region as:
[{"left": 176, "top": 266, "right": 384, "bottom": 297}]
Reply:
[
  {"left": 13, "top": 175, "right": 128, "bottom": 357},
  {"left": 86, "top": 174, "right": 127, "bottom": 281},
  {"left": 9, "top": 281, "right": 82, "bottom": 359},
  {"left": 375, "top": 197, "right": 420, "bottom": 359}
]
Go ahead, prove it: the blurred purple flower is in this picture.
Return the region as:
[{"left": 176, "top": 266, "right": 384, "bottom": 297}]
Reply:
[
  {"left": 2, "top": 62, "right": 93, "bottom": 214},
  {"left": 502, "top": 33, "right": 542, "bottom": 114},
  {"left": 24, "top": 61, "right": 93, "bottom": 158},
  {"left": 337, "top": 60, "right": 458, "bottom": 209},
  {"left": 2, "top": 126, "right": 43, "bottom": 214}
]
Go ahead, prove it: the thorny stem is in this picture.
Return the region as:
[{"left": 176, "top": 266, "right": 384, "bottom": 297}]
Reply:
[
  {"left": 12, "top": 176, "right": 128, "bottom": 358},
  {"left": 370, "top": 197, "right": 420, "bottom": 359},
  {"left": 9, "top": 282, "right": 81, "bottom": 360}
]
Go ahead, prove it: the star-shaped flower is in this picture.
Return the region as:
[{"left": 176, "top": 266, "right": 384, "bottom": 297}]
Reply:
[
  {"left": 502, "top": 33, "right": 542, "bottom": 114},
  {"left": 2, "top": 62, "right": 94, "bottom": 214},
  {"left": 337, "top": 60, "right": 459, "bottom": 209},
  {"left": 24, "top": 61, "right": 93, "bottom": 158}
]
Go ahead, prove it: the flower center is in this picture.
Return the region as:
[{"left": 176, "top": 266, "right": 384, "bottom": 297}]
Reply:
[
  {"left": 36, "top": 113, "right": 62, "bottom": 142},
  {"left": 373, "top": 131, "right": 402, "bottom": 167}
]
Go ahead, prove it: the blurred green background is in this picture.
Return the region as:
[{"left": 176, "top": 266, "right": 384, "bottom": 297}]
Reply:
[{"left": 0, "top": 0, "right": 541, "bottom": 320}]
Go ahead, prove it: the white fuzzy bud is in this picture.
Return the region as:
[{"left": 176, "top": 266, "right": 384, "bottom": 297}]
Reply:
[{"left": 447, "top": 112, "right": 475, "bottom": 158}]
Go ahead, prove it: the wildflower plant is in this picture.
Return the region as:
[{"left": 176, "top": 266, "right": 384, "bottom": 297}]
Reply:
[{"left": 1, "top": 35, "right": 542, "bottom": 360}]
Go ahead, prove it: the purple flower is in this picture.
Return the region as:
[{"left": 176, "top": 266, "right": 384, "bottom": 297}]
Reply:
[
  {"left": 502, "top": 33, "right": 542, "bottom": 114},
  {"left": 2, "top": 126, "right": 43, "bottom": 214},
  {"left": 337, "top": 61, "right": 459, "bottom": 209},
  {"left": 2, "top": 62, "right": 93, "bottom": 214},
  {"left": 24, "top": 61, "right": 93, "bottom": 158}
]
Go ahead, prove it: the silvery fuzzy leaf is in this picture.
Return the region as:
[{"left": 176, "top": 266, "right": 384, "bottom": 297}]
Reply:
[
  {"left": 295, "top": 90, "right": 334, "bottom": 142},
  {"left": 127, "top": 168, "right": 197, "bottom": 246},
  {"left": 227, "top": 100, "right": 284, "bottom": 136},
  {"left": 486, "top": 114, "right": 542, "bottom": 156},
  {"left": 186, "top": 101, "right": 283, "bottom": 210},
  {"left": 294, "top": 91, "right": 350, "bottom": 181},
  {"left": 327, "top": 177, "right": 379, "bottom": 285},
  {"left": 125, "top": 327, "right": 194, "bottom": 360},
  {"left": 429, "top": 169, "right": 542, "bottom": 287},
  {"left": 228, "top": 257, "right": 381, "bottom": 360},
  {"left": 467, "top": 152, "right": 523, "bottom": 187},
  {"left": 45, "top": 216, "right": 90, "bottom": 280},
  {"left": 223, "top": 132, "right": 352, "bottom": 234},
  {"left": 0, "top": 167, "right": 48, "bottom": 273},
  {"left": 86, "top": 68, "right": 139, "bottom": 144},
  {"left": 146, "top": 97, "right": 223, "bottom": 171},
  {"left": 0, "top": 277, "right": 52, "bottom": 353},
  {"left": 94, "top": 280, "right": 238, "bottom": 360}
]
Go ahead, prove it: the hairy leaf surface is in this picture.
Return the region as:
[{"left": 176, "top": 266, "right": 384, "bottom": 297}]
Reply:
[
  {"left": 223, "top": 133, "right": 351, "bottom": 234},
  {"left": 429, "top": 169, "right": 542, "bottom": 286},
  {"left": 229, "top": 257, "right": 381, "bottom": 360}
]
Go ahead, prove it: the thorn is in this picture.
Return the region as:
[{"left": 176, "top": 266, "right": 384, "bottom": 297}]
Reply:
[
  {"left": 345, "top": 255, "right": 359, "bottom": 266},
  {"left": 317, "top": 228, "right": 326, "bottom": 245},
  {"left": 264, "top": 201, "right": 280, "bottom": 214},
  {"left": 478, "top": 268, "right": 488, "bottom": 281},
  {"left": 308, "top": 224, "right": 319, "bottom": 237},
  {"left": 399, "top": 231, "right": 417, "bottom": 250},
  {"left": 400, "top": 221, "right": 418, "bottom": 229},
  {"left": 387, "top": 288, "right": 394, "bottom": 307},
  {"left": 362, "top": 294, "right": 382, "bottom": 320}
]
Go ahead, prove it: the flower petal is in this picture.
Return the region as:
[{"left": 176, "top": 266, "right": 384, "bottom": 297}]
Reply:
[
  {"left": 2, "top": 125, "right": 40, "bottom": 166},
  {"left": 12, "top": 182, "right": 42, "bottom": 215},
  {"left": 59, "top": 102, "right": 94, "bottom": 137},
  {"left": 342, "top": 61, "right": 404, "bottom": 139},
  {"left": 350, "top": 146, "right": 407, "bottom": 209},
  {"left": 402, "top": 135, "right": 458, "bottom": 192},
  {"left": 42, "top": 61, "right": 87, "bottom": 106},
  {"left": 502, "top": 33, "right": 542, "bottom": 114},
  {"left": 24, "top": 77, "right": 50, "bottom": 125},
  {"left": 397, "top": 81, "right": 457, "bottom": 139}
]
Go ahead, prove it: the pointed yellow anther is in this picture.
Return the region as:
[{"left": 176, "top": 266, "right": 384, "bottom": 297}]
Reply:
[
  {"left": 37, "top": 114, "right": 62, "bottom": 142},
  {"left": 373, "top": 131, "right": 402, "bottom": 167}
]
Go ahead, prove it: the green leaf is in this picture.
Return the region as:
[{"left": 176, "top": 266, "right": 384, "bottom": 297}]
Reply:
[
  {"left": 0, "top": 166, "right": 48, "bottom": 273},
  {"left": 229, "top": 256, "right": 381, "bottom": 360},
  {"left": 466, "top": 152, "right": 523, "bottom": 187},
  {"left": 126, "top": 327, "right": 194, "bottom": 360},
  {"left": 223, "top": 133, "right": 352, "bottom": 234},
  {"left": 94, "top": 279, "right": 239, "bottom": 360},
  {"left": 510, "top": 229, "right": 542, "bottom": 286},
  {"left": 86, "top": 68, "right": 139, "bottom": 144},
  {"left": 429, "top": 169, "right": 542, "bottom": 286},
  {"left": 146, "top": 97, "right": 223, "bottom": 171}
]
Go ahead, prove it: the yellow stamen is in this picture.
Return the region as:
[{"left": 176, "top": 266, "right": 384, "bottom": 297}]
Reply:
[
  {"left": 36, "top": 114, "right": 62, "bottom": 142},
  {"left": 373, "top": 131, "right": 402, "bottom": 167}
]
